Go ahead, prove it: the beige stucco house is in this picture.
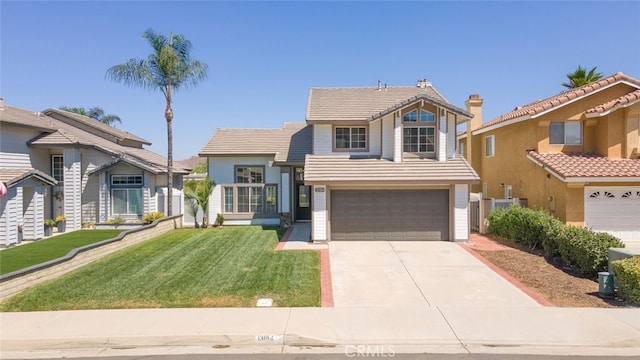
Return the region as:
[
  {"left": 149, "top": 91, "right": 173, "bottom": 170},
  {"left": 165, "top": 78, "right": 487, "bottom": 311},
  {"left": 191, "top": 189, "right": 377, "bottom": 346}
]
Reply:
[
  {"left": 0, "top": 100, "right": 189, "bottom": 246},
  {"left": 201, "top": 80, "right": 480, "bottom": 242},
  {"left": 459, "top": 72, "right": 640, "bottom": 245}
]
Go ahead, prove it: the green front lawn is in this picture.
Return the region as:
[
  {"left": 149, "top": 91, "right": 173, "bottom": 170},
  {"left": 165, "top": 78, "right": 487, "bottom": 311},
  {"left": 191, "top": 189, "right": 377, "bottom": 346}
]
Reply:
[
  {"left": 0, "top": 226, "right": 320, "bottom": 311},
  {"left": 0, "top": 230, "right": 122, "bottom": 275}
]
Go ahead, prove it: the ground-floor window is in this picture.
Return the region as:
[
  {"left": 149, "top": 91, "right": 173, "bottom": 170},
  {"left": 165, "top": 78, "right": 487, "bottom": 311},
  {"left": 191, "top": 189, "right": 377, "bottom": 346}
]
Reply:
[
  {"left": 112, "top": 188, "right": 143, "bottom": 215},
  {"left": 223, "top": 184, "right": 277, "bottom": 214}
]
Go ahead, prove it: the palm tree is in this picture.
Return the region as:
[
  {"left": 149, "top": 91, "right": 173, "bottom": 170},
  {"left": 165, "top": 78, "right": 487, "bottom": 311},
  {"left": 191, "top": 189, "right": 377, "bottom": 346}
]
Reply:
[
  {"left": 183, "top": 176, "right": 216, "bottom": 228},
  {"left": 106, "top": 28, "right": 208, "bottom": 216},
  {"left": 562, "top": 66, "right": 603, "bottom": 89},
  {"left": 59, "top": 106, "right": 122, "bottom": 126}
]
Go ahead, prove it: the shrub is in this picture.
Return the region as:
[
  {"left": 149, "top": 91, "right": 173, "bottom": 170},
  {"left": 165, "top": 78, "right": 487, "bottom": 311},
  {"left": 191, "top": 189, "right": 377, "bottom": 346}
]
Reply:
[
  {"left": 142, "top": 212, "right": 165, "bottom": 224},
  {"left": 105, "top": 216, "right": 126, "bottom": 224},
  {"left": 55, "top": 215, "right": 66, "bottom": 223},
  {"left": 487, "top": 205, "right": 625, "bottom": 278},
  {"left": 612, "top": 257, "right": 640, "bottom": 306},
  {"left": 45, "top": 219, "right": 57, "bottom": 227},
  {"left": 215, "top": 214, "right": 225, "bottom": 227}
]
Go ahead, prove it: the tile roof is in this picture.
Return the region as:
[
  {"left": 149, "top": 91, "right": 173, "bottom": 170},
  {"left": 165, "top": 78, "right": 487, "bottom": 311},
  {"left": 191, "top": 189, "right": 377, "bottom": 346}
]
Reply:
[
  {"left": 45, "top": 108, "right": 151, "bottom": 145},
  {"left": 304, "top": 155, "right": 480, "bottom": 184},
  {"left": 477, "top": 72, "right": 640, "bottom": 131},
  {"left": 0, "top": 105, "right": 56, "bottom": 132},
  {"left": 199, "top": 122, "right": 312, "bottom": 165},
  {"left": 585, "top": 89, "right": 640, "bottom": 116},
  {"left": 306, "top": 84, "right": 472, "bottom": 123},
  {"left": 527, "top": 151, "right": 640, "bottom": 180},
  {"left": 0, "top": 168, "right": 57, "bottom": 187},
  {"left": 2, "top": 104, "right": 188, "bottom": 174}
]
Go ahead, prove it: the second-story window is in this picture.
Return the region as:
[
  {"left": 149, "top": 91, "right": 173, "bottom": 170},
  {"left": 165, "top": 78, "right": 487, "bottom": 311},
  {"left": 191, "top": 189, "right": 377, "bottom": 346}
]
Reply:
[
  {"left": 335, "top": 127, "right": 366, "bottom": 150},
  {"left": 403, "top": 109, "right": 436, "bottom": 153},
  {"left": 52, "top": 155, "right": 64, "bottom": 182},
  {"left": 549, "top": 121, "right": 581, "bottom": 145}
]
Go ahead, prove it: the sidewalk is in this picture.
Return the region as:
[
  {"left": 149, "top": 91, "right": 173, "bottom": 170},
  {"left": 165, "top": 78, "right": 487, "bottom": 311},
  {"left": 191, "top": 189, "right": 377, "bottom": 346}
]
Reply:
[{"left": 1, "top": 305, "right": 639, "bottom": 358}]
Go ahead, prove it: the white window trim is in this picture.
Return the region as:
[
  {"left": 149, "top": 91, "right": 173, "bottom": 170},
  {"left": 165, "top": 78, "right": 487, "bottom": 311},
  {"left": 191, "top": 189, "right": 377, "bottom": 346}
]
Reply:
[
  {"left": 485, "top": 135, "right": 495, "bottom": 157},
  {"left": 549, "top": 121, "right": 582, "bottom": 145},
  {"left": 52, "top": 155, "right": 64, "bottom": 182},
  {"left": 111, "top": 174, "right": 143, "bottom": 186},
  {"left": 402, "top": 126, "right": 436, "bottom": 153},
  {"left": 333, "top": 126, "right": 368, "bottom": 151},
  {"left": 111, "top": 188, "right": 143, "bottom": 215},
  {"left": 221, "top": 184, "right": 278, "bottom": 214}
]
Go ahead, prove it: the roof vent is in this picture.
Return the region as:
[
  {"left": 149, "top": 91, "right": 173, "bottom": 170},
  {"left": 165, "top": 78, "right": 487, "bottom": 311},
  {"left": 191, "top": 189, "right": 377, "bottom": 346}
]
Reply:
[
  {"left": 0, "top": 97, "right": 4, "bottom": 110},
  {"left": 377, "top": 80, "right": 382, "bottom": 91},
  {"left": 416, "top": 79, "right": 430, "bottom": 89}
]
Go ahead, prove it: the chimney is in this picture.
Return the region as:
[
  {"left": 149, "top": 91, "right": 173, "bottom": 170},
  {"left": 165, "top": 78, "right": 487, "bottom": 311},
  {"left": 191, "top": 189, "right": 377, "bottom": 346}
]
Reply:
[
  {"left": 377, "top": 80, "right": 382, "bottom": 91},
  {"left": 465, "top": 94, "right": 483, "bottom": 132},
  {"left": 464, "top": 94, "right": 483, "bottom": 175}
]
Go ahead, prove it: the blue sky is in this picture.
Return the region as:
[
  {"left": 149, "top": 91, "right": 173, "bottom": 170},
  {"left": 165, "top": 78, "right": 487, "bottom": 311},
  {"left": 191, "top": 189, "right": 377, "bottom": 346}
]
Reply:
[{"left": 2, "top": 1, "right": 639, "bottom": 160}]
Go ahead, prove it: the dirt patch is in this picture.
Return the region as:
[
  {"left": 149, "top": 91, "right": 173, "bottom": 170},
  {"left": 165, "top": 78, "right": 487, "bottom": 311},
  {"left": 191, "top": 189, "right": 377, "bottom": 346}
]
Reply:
[{"left": 467, "top": 235, "right": 628, "bottom": 308}]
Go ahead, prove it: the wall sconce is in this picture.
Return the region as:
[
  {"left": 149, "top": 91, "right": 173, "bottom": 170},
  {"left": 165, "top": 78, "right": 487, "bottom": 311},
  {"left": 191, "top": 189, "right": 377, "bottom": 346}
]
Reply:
[{"left": 499, "top": 183, "right": 504, "bottom": 188}]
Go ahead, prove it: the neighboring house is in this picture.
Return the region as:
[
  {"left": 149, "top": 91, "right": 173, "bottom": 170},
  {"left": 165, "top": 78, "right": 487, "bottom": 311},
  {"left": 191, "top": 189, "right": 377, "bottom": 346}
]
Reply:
[
  {"left": 200, "top": 79, "right": 480, "bottom": 242},
  {"left": 0, "top": 100, "right": 189, "bottom": 246},
  {"left": 459, "top": 72, "right": 640, "bottom": 245}
]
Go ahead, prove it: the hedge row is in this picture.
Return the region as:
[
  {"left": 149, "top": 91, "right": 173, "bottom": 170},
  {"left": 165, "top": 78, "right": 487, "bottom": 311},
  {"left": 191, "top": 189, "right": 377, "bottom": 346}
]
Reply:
[
  {"left": 612, "top": 257, "right": 640, "bottom": 306},
  {"left": 487, "top": 205, "right": 625, "bottom": 278}
]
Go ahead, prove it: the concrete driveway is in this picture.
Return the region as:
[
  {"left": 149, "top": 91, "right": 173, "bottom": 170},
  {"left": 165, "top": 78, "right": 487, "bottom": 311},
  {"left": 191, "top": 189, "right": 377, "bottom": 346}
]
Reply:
[{"left": 329, "top": 241, "right": 541, "bottom": 307}]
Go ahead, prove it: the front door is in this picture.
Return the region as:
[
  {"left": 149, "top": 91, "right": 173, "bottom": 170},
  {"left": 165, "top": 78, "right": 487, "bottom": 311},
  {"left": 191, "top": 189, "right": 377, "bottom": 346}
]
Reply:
[{"left": 294, "top": 168, "right": 311, "bottom": 221}]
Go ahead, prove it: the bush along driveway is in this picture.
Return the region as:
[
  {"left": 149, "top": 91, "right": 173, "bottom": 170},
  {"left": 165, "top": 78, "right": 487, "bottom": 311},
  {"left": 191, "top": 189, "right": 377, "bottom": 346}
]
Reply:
[{"left": 0, "top": 226, "right": 320, "bottom": 311}]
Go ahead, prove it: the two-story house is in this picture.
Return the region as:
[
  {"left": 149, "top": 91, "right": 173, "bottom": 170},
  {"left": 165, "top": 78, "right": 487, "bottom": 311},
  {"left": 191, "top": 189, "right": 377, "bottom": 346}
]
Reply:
[
  {"left": 200, "top": 80, "right": 480, "bottom": 242},
  {"left": 0, "top": 100, "right": 189, "bottom": 246},
  {"left": 459, "top": 72, "right": 640, "bottom": 245}
]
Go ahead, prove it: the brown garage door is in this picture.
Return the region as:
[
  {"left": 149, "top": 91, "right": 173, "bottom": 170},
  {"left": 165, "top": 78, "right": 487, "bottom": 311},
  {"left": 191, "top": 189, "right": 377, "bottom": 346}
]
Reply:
[{"left": 330, "top": 190, "right": 449, "bottom": 241}]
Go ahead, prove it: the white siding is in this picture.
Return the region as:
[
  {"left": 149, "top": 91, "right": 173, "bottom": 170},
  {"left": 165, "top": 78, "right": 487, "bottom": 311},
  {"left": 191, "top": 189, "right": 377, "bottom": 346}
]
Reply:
[
  {"left": 313, "top": 124, "right": 332, "bottom": 155},
  {"left": 438, "top": 113, "right": 447, "bottom": 162},
  {"left": 0, "top": 187, "right": 19, "bottom": 246},
  {"left": 63, "top": 148, "right": 82, "bottom": 231},
  {"left": 0, "top": 126, "right": 39, "bottom": 168},
  {"left": 453, "top": 184, "right": 470, "bottom": 241},
  {"left": 209, "top": 185, "right": 222, "bottom": 225},
  {"left": 447, "top": 113, "right": 456, "bottom": 159},
  {"left": 281, "top": 172, "right": 290, "bottom": 213},
  {"left": 382, "top": 115, "right": 394, "bottom": 160},
  {"left": 368, "top": 119, "right": 381, "bottom": 156},
  {"left": 393, "top": 114, "right": 402, "bottom": 162},
  {"left": 33, "top": 186, "right": 44, "bottom": 239},
  {"left": 81, "top": 150, "right": 112, "bottom": 223},
  {"left": 312, "top": 186, "right": 327, "bottom": 241},
  {"left": 22, "top": 187, "right": 35, "bottom": 239},
  {"left": 98, "top": 172, "right": 109, "bottom": 222}
]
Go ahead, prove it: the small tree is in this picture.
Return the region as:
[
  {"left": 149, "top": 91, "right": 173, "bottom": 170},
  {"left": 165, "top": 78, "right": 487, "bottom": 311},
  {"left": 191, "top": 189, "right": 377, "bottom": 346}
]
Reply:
[
  {"left": 561, "top": 66, "right": 603, "bottom": 89},
  {"left": 183, "top": 176, "right": 216, "bottom": 228}
]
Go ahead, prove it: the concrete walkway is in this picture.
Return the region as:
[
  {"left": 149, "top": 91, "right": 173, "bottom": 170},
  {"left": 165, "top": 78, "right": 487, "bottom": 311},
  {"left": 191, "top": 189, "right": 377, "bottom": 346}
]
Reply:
[{"left": 276, "top": 223, "right": 327, "bottom": 251}]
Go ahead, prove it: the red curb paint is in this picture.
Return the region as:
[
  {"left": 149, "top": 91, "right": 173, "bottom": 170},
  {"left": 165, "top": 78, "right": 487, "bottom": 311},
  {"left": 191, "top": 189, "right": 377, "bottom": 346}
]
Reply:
[
  {"left": 320, "top": 249, "right": 334, "bottom": 307},
  {"left": 459, "top": 243, "right": 554, "bottom": 307}
]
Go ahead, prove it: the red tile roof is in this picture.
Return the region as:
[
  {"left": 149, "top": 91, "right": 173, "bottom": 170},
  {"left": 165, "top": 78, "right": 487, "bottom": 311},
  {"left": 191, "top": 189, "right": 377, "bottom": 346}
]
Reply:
[
  {"left": 527, "top": 151, "right": 640, "bottom": 180},
  {"left": 477, "top": 72, "right": 640, "bottom": 131},
  {"left": 585, "top": 89, "right": 640, "bottom": 115}
]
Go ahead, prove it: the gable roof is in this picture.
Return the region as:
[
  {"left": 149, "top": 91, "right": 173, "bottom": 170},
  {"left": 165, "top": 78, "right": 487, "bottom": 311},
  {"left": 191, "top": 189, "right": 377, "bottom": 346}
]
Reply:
[
  {"left": 44, "top": 109, "right": 151, "bottom": 146},
  {"left": 474, "top": 72, "right": 640, "bottom": 134},
  {"left": 306, "top": 83, "right": 472, "bottom": 123},
  {"left": 585, "top": 89, "right": 640, "bottom": 117},
  {"left": 527, "top": 151, "right": 640, "bottom": 182},
  {"left": 0, "top": 168, "right": 58, "bottom": 188},
  {"left": 199, "top": 122, "right": 312, "bottom": 165},
  {"left": 2, "top": 103, "right": 188, "bottom": 175}
]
